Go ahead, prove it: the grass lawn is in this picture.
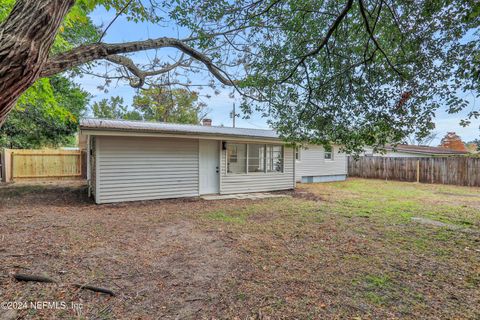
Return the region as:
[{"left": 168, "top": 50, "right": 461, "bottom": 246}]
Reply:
[{"left": 0, "top": 178, "right": 479, "bottom": 319}]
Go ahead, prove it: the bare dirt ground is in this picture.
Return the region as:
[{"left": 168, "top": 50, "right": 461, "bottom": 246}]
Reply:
[
  {"left": 0, "top": 179, "right": 479, "bottom": 319},
  {"left": 0, "top": 184, "right": 240, "bottom": 319}
]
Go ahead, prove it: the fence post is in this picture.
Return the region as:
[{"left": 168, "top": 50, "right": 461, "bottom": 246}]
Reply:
[
  {"left": 405, "top": 161, "right": 409, "bottom": 181},
  {"left": 416, "top": 160, "right": 420, "bottom": 183},
  {"left": 0, "top": 149, "right": 3, "bottom": 182},
  {"left": 78, "top": 152, "right": 82, "bottom": 177},
  {"left": 385, "top": 157, "right": 388, "bottom": 181},
  {"left": 0, "top": 148, "right": 4, "bottom": 182},
  {"left": 10, "top": 151, "right": 14, "bottom": 182},
  {"left": 430, "top": 158, "right": 434, "bottom": 184}
]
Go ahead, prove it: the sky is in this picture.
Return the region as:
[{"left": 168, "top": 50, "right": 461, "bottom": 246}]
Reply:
[{"left": 77, "top": 7, "right": 480, "bottom": 145}]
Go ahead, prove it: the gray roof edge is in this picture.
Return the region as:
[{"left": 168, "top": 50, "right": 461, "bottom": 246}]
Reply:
[
  {"left": 385, "top": 146, "right": 467, "bottom": 155},
  {"left": 79, "top": 118, "right": 280, "bottom": 140},
  {"left": 80, "top": 117, "right": 276, "bottom": 132},
  {"left": 80, "top": 126, "right": 282, "bottom": 141}
]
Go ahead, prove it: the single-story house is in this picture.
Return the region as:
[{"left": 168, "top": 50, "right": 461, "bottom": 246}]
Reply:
[
  {"left": 80, "top": 118, "right": 347, "bottom": 204},
  {"left": 362, "top": 144, "right": 468, "bottom": 158}
]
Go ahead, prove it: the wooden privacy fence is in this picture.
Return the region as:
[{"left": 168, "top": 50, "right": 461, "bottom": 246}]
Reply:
[
  {"left": 5, "top": 149, "right": 86, "bottom": 181},
  {"left": 348, "top": 156, "right": 480, "bottom": 187}
]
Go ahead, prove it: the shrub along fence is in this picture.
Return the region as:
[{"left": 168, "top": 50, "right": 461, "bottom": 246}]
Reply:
[
  {"left": 1, "top": 149, "right": 87, "bottom": 182},
  {"left": 348, "top": 156, "right": 480, "bottom": 187}
]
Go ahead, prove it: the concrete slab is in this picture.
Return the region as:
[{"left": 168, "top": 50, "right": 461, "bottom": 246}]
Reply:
[
  {"left": 411, "top": 217, "right": 479, "bottom": 234},
  {"left": 201, "top": 193, "right": 289, "bottom": 201}
]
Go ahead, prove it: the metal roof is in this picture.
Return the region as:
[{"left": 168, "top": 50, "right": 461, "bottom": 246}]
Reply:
[
  {"left": 386, "top": 144, "right": 468, "bottom": 155},
  {"left": 80, "top": 118, "right": 279, "bottom": 140}
]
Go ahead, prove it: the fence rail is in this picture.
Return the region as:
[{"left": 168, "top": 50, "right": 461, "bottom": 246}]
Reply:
[
  {"left": 3, "top": 149, "right": 86, "bottom": 181},
  {"left": 348, "top": 156, "right": 480, "bottom": 187}
]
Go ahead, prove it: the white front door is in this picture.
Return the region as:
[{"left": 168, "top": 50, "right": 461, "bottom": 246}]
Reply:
[{"left": 199, "top": 140, "right": 220, "bottom": 194}]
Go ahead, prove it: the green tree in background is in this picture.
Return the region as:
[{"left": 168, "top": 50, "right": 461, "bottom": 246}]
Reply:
[
  {"left": 91, "top": 96, "right": 142, "bottom": 120},
  {"left": 133, "top": 87, "right": 206, "bottom": 124},
  {"left": 0, "top": 76, "right": 90, "bottom": 149},
  {"left": 467, "top": 139, "right": 480, "bottom": 152},
  {"left": 91, "top": 87, "right": 207, "bottom": 124}
]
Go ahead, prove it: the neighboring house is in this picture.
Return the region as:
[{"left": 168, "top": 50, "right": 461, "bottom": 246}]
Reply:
[
  {"left": 362, "top": 144, "right": 469, "bottom": 158},
  {"left": 80, "top": 118, "right": 348, "bottom": 204},
  {"left": 295, "top": 145, "right": 347, "bottom": 183}
]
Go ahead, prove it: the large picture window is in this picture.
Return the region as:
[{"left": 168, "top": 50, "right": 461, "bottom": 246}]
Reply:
[{"left": 226, "top": 143, "right": 283, "bottom": 174}]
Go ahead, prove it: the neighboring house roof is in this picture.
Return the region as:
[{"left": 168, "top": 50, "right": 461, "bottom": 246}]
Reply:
[
  {"left": 386, "top": 144, "right": 468, "bottom": 155},
  {"left": 80, "top": 118, "right": 280, "bottom": 141}
]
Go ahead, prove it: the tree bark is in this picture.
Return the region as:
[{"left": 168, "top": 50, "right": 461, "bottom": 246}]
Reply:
[
  {"left": 40, "top": 37, "right": 234, "bottom": 86},
  {"left": 0, "top": 0, "right": 75, "bottom": 126}
]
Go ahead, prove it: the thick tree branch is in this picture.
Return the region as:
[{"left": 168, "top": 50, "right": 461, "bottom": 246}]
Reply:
[
  {"left": 105, "top": 54, "right": 188, "bottom": 88},
  {"left": 40, "top": 37, "right": 236, "bottom": 86}
]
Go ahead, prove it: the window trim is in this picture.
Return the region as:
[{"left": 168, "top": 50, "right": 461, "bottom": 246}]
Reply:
[
  {"left": 324, "top": 145, "right": 334, "bottom": 161},
  {"left": 226, "top": 142, "right": 285, "bottom": 175},
  {"left": 295, "top": 147, "right": 301, "bottom": 161}
]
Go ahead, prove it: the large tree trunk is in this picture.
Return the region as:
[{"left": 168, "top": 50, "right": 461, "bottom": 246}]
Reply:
[
  {"left": 0, "top": 0, "right": 232, "bottom": 127},
  {"left": 0, "top": 0, "right": 75, "bottom": 126}
]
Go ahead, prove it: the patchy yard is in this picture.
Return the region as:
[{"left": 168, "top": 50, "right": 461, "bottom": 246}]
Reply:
[{"left": 0, "top": 179, "right": 479, "bottom": 319}]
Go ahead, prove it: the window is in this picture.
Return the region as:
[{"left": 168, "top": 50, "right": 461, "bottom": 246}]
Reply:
[
  {"left": 248, "top": 144, "right": 266, "bottom": 173},
  {"left": 226, "top": 143, "right": 283, "bottom": 174},
  {"left": 227, "top": 143, "right": 247, "bottom": 173},
  {"left": 295, "top": 147, "right": 301, "bottom": 161},
  {"left": 266, "top": 145, "right": 284, "bottom": 173},
  {"left": 324, "top": 145, "right": 333, "bottom": 160}
]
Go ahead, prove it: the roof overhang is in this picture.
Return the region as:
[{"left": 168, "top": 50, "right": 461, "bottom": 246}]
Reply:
[{"left": 80, "top": 128, "right": 285, "bottom": 144}]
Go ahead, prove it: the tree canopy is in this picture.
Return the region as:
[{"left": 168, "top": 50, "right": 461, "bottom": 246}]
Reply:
[
  {"left": 133, "top": 87, "right": 205, "bottom": 124},
  {"left": 91, "top": 87, "right": 206, "bottom": 124},
  {"left": 439, "top": 132, "right": 468, "bottom": 152},
  {"left": 91, "top": 96, "right": 142, "bottom": 120},
  {"left": 0, "top": 76, "right": 90, "bottom": 148},
  {"left": 0, "top": 0, "right": 478, "bottom": 152},
  {"left": 466, "top": 139, "right": 480, "bottom": 152}
]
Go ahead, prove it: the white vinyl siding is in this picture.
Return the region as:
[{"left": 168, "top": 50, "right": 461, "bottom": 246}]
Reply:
[
  {"left": 220, "top": 143, "right": 294, "bottom": 194},
  {"left": 90, "top": 137, "right": 97, "bottom": 200},
  {"left": 95, "top": 136, "right": 199, "bottom": 203},
  {"left": 295, "top": 145, "right": 347, "bottom": 182}
]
